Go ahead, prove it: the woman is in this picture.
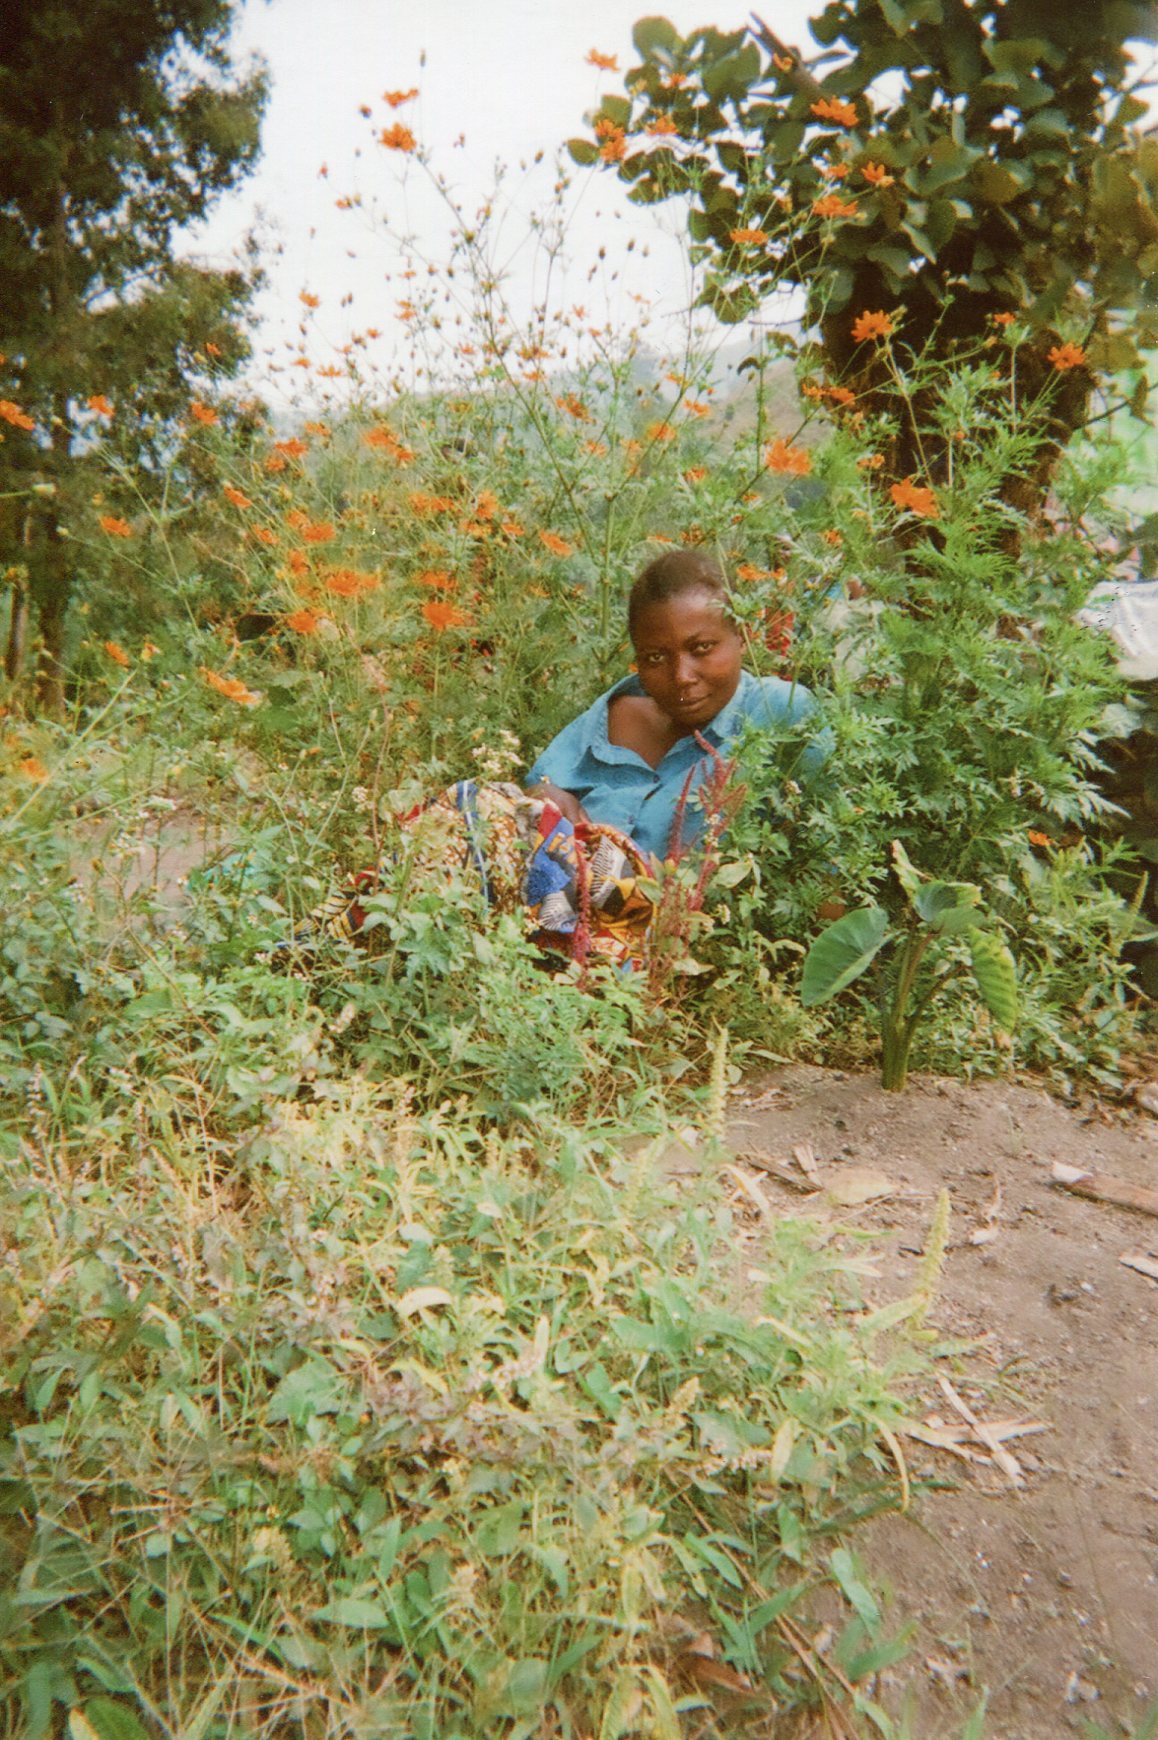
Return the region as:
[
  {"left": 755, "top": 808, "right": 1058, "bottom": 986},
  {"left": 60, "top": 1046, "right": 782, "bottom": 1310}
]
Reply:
[
  {"left": 301, "top": 551, "right": 824, "bottom": 966},
  {"left": 529, "top": 549, "right": 825, "bottom": 861}
]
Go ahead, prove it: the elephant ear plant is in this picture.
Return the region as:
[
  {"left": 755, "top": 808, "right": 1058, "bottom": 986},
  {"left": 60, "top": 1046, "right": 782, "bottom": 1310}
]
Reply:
[{"left": 801, "top": 842, "right": 1019, "bottom": 1091}]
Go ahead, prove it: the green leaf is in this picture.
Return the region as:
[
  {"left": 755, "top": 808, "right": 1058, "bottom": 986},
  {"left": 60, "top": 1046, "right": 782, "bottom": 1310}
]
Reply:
[
  {"left": 597, "top": 95, "right": 632, "bottom": 129},
  {"left": 890, "top": 839, "right": 920, "bottom": 897},
  {"left": 910, "top": 879, "right": 982, "bottom": 933},
  {"left": 476, "top": 1499, "right": 526, "bottom": 1557},
  {"left": 968, "top": 931, "right": 1018, "bottom": 1031},
  {"left": 314, "top": 1596, "right": 391, "bottom": 1629},
  {"left": 800, "top": 907, "right": 890, "bottom": 1006},
  {"left": 567, "top": 138, "right": 599, "bottom": 167},
  {"left": 82, "top": 1706, "right": 149, "bottom": 1740},
  {"left": 829, "top": 1547, "right": 881, "bottom": 1633},
  {"left": 973, "top": 161, "right": 1030, "bottom": 206},
  {"left": 703, "top": 43, "right": 761, "bottom": 104},
  {"left": 632, "top": 16, "right": 682, "bottom": 58}
]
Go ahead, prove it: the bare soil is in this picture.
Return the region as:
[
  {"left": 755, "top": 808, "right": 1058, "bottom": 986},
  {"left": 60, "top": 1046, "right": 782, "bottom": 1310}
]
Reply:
[{"left": 725, "top": 1067, "right": 1158, "bottom": 1739}]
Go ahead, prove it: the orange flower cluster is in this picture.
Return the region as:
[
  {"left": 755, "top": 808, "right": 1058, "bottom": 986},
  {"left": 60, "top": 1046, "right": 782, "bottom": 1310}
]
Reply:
[
  {"left": 735, "top": 563, "right": 778, "bottom": 582},
  {"left": 409, "top": 491, "right": 456, "bottom": 517},
  {"left": 765, "top": 437, "right": 812, "bottom": 477},
  {"left": 730, "top": 226, "right": 769, "bottom": 245},
  {"left": 380, "top": 123, "right": 417, "bottom": 152},
  {"left": 539, "top": 530, "right": 574, "bottom": 557},
  {"left": 0, "top": 400, "right": 35, "bottom": 431},
  {"left": 20, "top": 755, "right": 49, "bottom": 783},
  {"left": 685, "top": 400, "right": 710, "bottom": 419},
  {"left": 810, "top": 96, "right": 858, "bottom": 127},
  {"left": 201, "top": 667, "right": 262, "bottom": 706},
  {"left": 223, "top": 485, "right": 253, "bottom": 509},
  {"left": 251, "top": 526, "right": 278, "bottom": 546},
  {"left": 302, "top": 520, "right": 336, "bottom": 544},
  {"left": 501, "top": 519, "right": 524, "bottom": 538},
  {"left": 645, "top": 114, "right": 678, "bottom": 136},
  {"left": 303, "top": 420, "right": 331, "bottom": 437},
  {"left": 557, "top": 392, "right": 592, "bottom": 421},
  {"left": 285, "top": 609, "right": 320, "bottom": 634},
  {"left": 857, "top": 452, "right": 885, "bottom": 470},
  {"left": 819, "top": 162, "right": 850, "bottom": 181},
  {"left": 861, "top": 160, "right": 894, "bottom": 186},
  {"left": 415, "top": 569, "right": 455, "bottom": 590},
  {"left": 803, "top": 379, "right": 856, "bottom": 407},
  {"left": 99, "top": 514, "right": 133, "bottom": 537},
  {"left": 1047, "top": 341, "right": 1086, "bottom": 371},
  {"left": 584, "top": 439, "right": 609, "bottom": 456},
  {"left": 683, "top": 466, "right": 707, "bottom": 484},
  {"left": 87, "top": 394, "right": 114, "bottom": 417},
  {"left": 991, "top": 311, "right": 1016, "bottom": 327},
  {"left": 890, "top": 477, "right": 940, "bottom": 518},
  {"left": 421, "top": 598, "right": 470, "bottom": 631},
  {"left": 594, "top": 117, "right": 627, "bottom": 163},
  {"left": 813, "top": 193, "right": 859, "bottom": 219},
  {"left": 473, "top": 489, "right": 499, "bottom": 521},
  {"left": 851, "top": 308, "right": 895, "bottom": 342},
  {"left": 362, "top": 426, "right": 413, "bottom": 463},
  {"left": 273, "top": 437, "right": 309, "bottom": 459},
  {"left": 646, "top": 420, "right": 676, "bottom": 443},
  {"left": 586, "top": 49, "right": 618, "bottom": 70},
  {"left": 383, "top": 88, "right": 418, "bottom": 107},
  {"left": 324, "top": 567, "right": 379, "bottom": 597},
  {"left": 300, "top": 290, "right": 320, "bottom": 309},
  {"left": 103, "top": 640, "right": 130, "bottom": 667},
  {"left": 189, "top": 401, "right": 218, "bottom": 426}
]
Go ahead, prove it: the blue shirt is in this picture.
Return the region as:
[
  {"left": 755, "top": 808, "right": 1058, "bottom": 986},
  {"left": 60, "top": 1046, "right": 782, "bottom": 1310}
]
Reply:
[{"left": 527, "top": 668, "right": 825, "bottom": 861}]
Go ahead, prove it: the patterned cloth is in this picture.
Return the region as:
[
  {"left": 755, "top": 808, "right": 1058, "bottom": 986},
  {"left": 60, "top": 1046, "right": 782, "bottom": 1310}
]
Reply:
[{"left": 302, "top": 780, "right": 655, "bottom": 969}]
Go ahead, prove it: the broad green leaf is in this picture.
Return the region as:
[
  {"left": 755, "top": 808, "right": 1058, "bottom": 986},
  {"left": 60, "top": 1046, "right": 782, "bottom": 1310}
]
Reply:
[
  {"left": 632, "top": 16, "right": 682, "bottom": 58},
  {"left": 314, "top": 1597, "right": 390, "bottom": 1629},
  {"left": 800, "top": 907, "right": 890, "bottom": 1006},
  {"left": 890, "top": 838, "right": 920, "bottom": 897},
  {"left": 968, "top": 931, "right": 1018, "bottom": 1031},
  {"left": 567, "top": 138, "right": 599, "bottom": 167},
  {"left": 830, "top": 1547, "right": 881, "bottom": 1633},
  {"left": 911, "top": 879, "right": 982, "bottom": 933}
]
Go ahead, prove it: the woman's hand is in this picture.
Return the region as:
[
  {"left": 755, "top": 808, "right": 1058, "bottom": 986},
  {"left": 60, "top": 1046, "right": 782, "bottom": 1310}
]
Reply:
[{"left": 529, "top": 780, "right": 588, "bottom": 826}]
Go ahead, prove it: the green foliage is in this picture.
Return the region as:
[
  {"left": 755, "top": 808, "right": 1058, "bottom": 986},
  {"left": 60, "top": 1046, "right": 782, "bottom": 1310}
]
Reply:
[{"left": 0, "top": 0, "right": 267, "bottom": 703}]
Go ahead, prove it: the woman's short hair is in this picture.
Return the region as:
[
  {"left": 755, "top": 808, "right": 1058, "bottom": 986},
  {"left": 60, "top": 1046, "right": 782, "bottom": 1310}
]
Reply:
[{"left": 627, "top": 550, "right": 732, "bottom": 638}]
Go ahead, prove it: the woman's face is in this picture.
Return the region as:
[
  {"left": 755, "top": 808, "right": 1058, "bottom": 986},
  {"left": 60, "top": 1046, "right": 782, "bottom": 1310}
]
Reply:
[{"left": 632, "top": 587, "right": 744, "bottom": 731}]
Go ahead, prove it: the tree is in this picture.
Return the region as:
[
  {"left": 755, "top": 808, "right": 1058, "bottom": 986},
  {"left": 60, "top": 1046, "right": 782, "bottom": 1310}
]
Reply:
[
  {"left": 0, "top": 0, "right": 267, "bottom": 706},
  {"left": 572, "top": 1, "right": 1158, "bottom": 490}
]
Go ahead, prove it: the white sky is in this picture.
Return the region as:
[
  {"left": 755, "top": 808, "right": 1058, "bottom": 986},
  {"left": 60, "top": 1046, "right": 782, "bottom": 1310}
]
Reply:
[{"left": 195, "top": 0, "right": 820, "bottom": 404}]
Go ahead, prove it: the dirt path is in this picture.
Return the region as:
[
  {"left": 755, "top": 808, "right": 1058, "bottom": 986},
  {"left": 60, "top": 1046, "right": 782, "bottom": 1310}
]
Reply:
[{"left": 726, "top": 1067, "right": 1158, "bottom": 1738}]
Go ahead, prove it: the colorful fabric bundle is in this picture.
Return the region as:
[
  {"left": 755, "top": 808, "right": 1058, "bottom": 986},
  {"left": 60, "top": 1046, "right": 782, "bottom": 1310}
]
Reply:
[{"left": 301, "top": 780, "right": 655, "bottom": 969}]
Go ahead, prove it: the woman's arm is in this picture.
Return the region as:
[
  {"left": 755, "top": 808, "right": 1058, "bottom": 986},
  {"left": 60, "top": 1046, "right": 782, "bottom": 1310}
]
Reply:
[{"left": 527, "top": 778, "right": 588, "bottom": 826}]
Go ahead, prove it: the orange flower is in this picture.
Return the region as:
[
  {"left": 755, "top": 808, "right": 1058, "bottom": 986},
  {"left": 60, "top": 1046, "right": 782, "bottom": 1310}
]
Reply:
[
  {"left": 810, "top": 96, "right": 858, "bottom": 127},
  {"left": 586, "top": 49, "right": 618, "bottom": 70},
  {"left": 189, "top": 401, "right": 218, "bottom": 425},
  {"left": 409, "top": 491, "right": 456, "bottom": 516},
  {"left": 473, "top": 489, "right": 499, "bottom": 520},
  {"left": 819, "top": 162, "right": 851, "bottom": 180},
  {"left": 103, "top": 640, "right": 130, "bottom": 667},
  {"left": 265, "top": 453, "right": 287, "bottom": 473},
  {"left": 730, "top": 226, "right": 769, "bottom": 245},
  {"left": 813, "top": 193, "right": 859, "bottom": 218},
  {"left": 201, "top": 667, "right": 263, "bottom": 706},
  {"left": 383, "top": 87, "right": 418, "bottom": 107},
  {"left": 300, "top": 291, "right": 320, "bottom": 309},
  {"left": 821, "top": 528, "right": 843, "bottom": 547},
  {"left": 315, "top": 365, "right": 344, "bottom": 379},
  {"left": 223, "top": 485, "right": 253, "bottom": 509},
  {"left": 646, "top": 420, "right": 676, "bottom": 443},
  {"left": 890, "top": 476, "right": 940, "bottom": 518},
  {"left": 685, "top": 400, "right": 710, "bottom": 418},
  {"left": 205, "top": 341, "right": 222, "bottom": 357},
  {"left": 765, "top": 437, "right": 812, "bottom": 477},
  {"left": 645, "top": 114, "right": 678, "bottom": 135},
  {"left": 87, "top": 394, "right": 114, "bottom": 417},
  {"left": 851, "top": 308, "right": 895, "bottom": 342},
  {"left": 98, "top": 514, "right": 133, "bottom": 537},
  {"left": 286, "top": 509, "right": 309, "bottom": 530},
  {"left": 772, "top": 52, "right": 794, "bottom": 71},
  {"left": 273, "top": 437, "right": 309, "bottom": 458},
  {"left": 140, "top": 641, "right": 160, "bottom": 661},
  {"left": 1027, "top": 829, "right": 1052, "bottom": 848},
  {"left": 415, "top": 568, "right": 455, "bottom": 590},
  {"left": 324, "top": 566, "right": 379, "bottom": 596},
  {"left": 501, "top": 519, "right": 524, "bottom": 537},
  {"left": 0, "top": 400, "right": 35, "bottom": 431},
  {"left": 539, "top": 530, "right": 574, "bottom": 557},
  {"left": 857, "top": 452, "right": 884, "bottom": 470},
  {"left": 827, "top": 385, "right": 856, "bottom": 406},
  {"left": 380, "top": 123, "right": 417, "bottom": 151},
  {"left": 736, "top": 563, "right": 774, "bottom": 582},
  {"left": 556, "top": 392, "right": 592, "bottom": 421},
  {"left": 991, "top": 311, "right": 1016, "bottom": 327},
  {"left": 583, "top": 439, "right": 609, "bottom": 456},
  {"left": 861, "top": 160, "right": 894, "bottom": 186},
  {"left": 597, "top": 128, "right": 626, "bottom": 163},
  {"left": 285, "top": 609, "right": 320, "bottom": 633},
  {"left": 287, "top": 549, "right": 310, "bottom": 576},
  {"left": 1047, "top": 341, "right": 1086, "bottom": 371},
  {"left": 302, "top": 520, "right": 336, "bottom": 544},
  {"left": 20, "top": 755, "right": 50, "bottom": 782},
  {"left": 683, "top": 466, "right": 707, "bottom": 483},
  {"left": 303, "top": 420, "right": 331, "bottom": 437},
  {"left": 251, "top": 526, "right": 278, "bottom": 546},
  {"left": 421, "top": 598, "right": 470, "bottom": 631}
]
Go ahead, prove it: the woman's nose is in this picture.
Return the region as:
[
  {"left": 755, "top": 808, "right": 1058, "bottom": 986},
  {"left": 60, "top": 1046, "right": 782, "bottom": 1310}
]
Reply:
[{"left": 673, "top": 655, "right": 696, "bottom": 686}]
